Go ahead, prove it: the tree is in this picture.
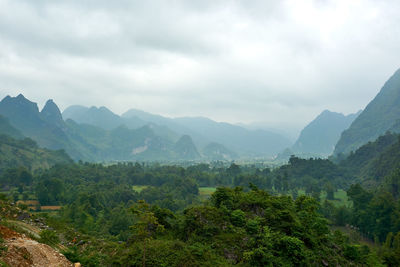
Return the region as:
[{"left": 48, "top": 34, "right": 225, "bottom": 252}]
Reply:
[
  {"left": 324, "top": 182, "right": 335, "bottom": 200},
  {"left": 130, "top": 200, "right": 165, "bottom": 267}
]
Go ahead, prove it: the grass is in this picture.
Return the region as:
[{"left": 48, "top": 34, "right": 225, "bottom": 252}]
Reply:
[
  {"left": 321, "top": 189, "right": 352, "bottom": 207},
  {"left": 296, "top": 189, "right": 352, "bottom": 207},
  {"left": 132, "top": 185, "right": 149, "bottom": 193},
  {"left": 199, "top": 187, "right": 217, "bottom": 196}
]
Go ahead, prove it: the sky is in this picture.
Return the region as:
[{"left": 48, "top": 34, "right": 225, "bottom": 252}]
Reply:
[{"left": 0, "top": 0, "right": 399, "bottom": 137}]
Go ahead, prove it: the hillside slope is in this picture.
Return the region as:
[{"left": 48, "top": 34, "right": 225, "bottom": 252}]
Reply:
[
  {"left": 292, "top": 110, "right": 360, "bottom": 157},
  {"left": 334, "top": 69, "right": 400, "bottom": 155},
  {"left": 0, "top": 135, "right": 72, "bottom": 172}
]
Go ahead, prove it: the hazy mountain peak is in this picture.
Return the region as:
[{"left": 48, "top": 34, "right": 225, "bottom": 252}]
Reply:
[
  {"left": 41, "top": 99, "right": 64, "bottom": 127},
  {"left": 202, "top": 142, "right": 237, "bottom": 160},
  {"left": 174, "top": 135, "right": 200, "bottom": 159},
  {"left": 291, "top": 109, "right": 359, "bottom": 157},
  {"left": 334, "top": 68, "right": 400, "bottom": 155},
  {"left": 16, "top": 93, "right": 26, "bottom": 99},
  {"left": 0, "top": 94, "right": 40, "bottom": 115},
  {"left": 63, "top": 104, "right": 123, "bottom": 130}
]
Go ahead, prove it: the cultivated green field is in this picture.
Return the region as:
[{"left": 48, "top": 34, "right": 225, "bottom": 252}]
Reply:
[
  {"left": 132, "top": 185, "right": 149, "bottom": 193},
  {"left": 198, "top": 187, "right": 217, "bottom": 199},
  {"left": 297, "top": 189, "right": 351, "bottom": 207}
]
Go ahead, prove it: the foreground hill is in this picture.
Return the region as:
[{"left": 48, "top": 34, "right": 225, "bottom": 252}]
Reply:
[
  {"left": 337, "top": 132, "right": 400, "bottom": 187},
  {"left": 291, "top": 110, "right": 360, "bottom": 158},
  {"left": 334, "top": 68, "right": 400, "bottom": 155}
]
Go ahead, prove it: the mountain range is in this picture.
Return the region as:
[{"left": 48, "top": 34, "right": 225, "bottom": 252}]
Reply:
[
  {"left": 63, "top": 104, "right": 292, "bottom": 158},
  {"left": 0, "top": 94, "right": 292, "bottom": 162},
  {"left": 1, "top": 68, "right": 399, "bottom": 162}
]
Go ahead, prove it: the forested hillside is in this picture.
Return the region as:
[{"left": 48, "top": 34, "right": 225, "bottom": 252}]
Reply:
[{"left": 0, "top": 135, "right": 72, "bottom": 173}]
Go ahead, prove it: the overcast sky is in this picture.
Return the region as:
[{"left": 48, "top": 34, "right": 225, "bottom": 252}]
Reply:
[{"left": 0, "top": 0, "right": 399, "bottom": 136}]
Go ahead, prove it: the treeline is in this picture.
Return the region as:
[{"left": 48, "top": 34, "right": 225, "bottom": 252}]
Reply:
[
  {"left": 51, "top": 188, "right": 373, "bottom": 266},
  {"left": 1, "top": 131, "right": 400, "bottom": 265}
]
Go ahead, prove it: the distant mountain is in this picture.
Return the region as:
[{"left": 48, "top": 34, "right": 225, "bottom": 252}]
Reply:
[
  {"left": 202, "top": 142, "right": 237, "bottom": 160},
  {"left": 123, "top": 110, "right": 292, "bottom": 157},
  {"left": 173, "top": 117, "right": 291, "bottom": 157},
  {"left": 0, "top": 115, "right": 24, "bottom": 139},
  {"left": 1, "top": 94, "right": 291, "bottom": 161},
  {"left": 291, "top": 110, "right": 360, "bottom": 158},
  {"left": 41, "top": 99, "right": 65, "bottom": 128},
  {"left": 0, "top": 94, "right": 73, "bottom": 152},
  {"left": 122, "top": 109, "right": 210, "bottom": 147},
  {"left": 334, "top": 69, "right": 400, "bottom": 155},
  {"left": 173, "top": 135, "right": 200, "bottom": 160},
  {"left": 64, "top": 106, "right": 180, "bottom": 142},
  {"left": 0, "top": 95, "right": 178, "bottom": 161},
  {"left": 0, "top": 94, "right": 46, "bottom": 134},
  {"left": 63, "top": 105, "right": 127, "bottom": 130},
  {"left": 0, "top": 134, "right": 72, "bottom": 172}
]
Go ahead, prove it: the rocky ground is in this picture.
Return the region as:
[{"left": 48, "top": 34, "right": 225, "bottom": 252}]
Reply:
[{"left": 0, "top": 224, "right": 73, "bottom": 267}]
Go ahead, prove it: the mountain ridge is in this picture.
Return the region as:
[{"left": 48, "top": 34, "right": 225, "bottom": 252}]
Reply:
[{"left": 334, "top": 68, "right": 400, "bottom": 155}]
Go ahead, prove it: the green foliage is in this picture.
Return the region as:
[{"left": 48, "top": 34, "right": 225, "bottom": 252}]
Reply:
[
  {"left": 39, "top": 229, "right": 60, "bottom": 246},
  {"left": 0, "top": 134, "right": 71, "bottom": 176}
]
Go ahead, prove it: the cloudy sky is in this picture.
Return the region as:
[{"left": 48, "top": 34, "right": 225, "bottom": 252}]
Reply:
[{"left": 0, "top": 0, "right": 399, "bottom": 137}]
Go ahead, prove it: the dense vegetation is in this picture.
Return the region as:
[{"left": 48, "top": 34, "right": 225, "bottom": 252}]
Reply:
[
  {"left": 2, "top": 129, "right": 400, "bottom": 265},
  {"left": 0, "top": 135, "right": 72, "bottom": 174}
]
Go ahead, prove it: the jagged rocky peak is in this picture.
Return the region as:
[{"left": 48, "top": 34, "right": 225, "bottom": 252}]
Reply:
[
  {"left": 41, "top": 99, "right": 64, "bottom": 126},
  {"left": 1, "top": 94, "right": 39, "bottom": 113}
]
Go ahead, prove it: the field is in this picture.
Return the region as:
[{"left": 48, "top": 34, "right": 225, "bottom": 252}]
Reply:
[
  {"left": 297, "top": 189, "right": 351, "bottom": 207},
  {"left": 198, "top": 187, "right": 217, "bottom": 199},
  {"left": 132, "top": 185, "right": 149, "bottom": 193}
]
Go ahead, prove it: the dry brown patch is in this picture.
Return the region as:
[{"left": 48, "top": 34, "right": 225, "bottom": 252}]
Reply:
[{"left": 0, "top": 225, "right": 73, "bottom": 267}]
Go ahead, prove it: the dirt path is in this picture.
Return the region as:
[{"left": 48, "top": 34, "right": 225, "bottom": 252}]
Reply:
[{"left": 1, "top": 225, "right": 73, "bottom": 267}]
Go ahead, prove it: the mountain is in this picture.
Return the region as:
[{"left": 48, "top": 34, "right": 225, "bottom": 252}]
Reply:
[
  {"left": 1, "top": 94, "right": 291, "bottom": 161},
  {"left": 338, "top": 132, "right": 400, "bottom": 188},
  {"left": 0, "top": 94, "right": 45, "bottom": 134},
  {"left": 202, "top": 142, "right": 237, "bottom": 160},
  {"left": 64, "top": 119, "right": 177, "bottom": 161},
  {"left": 122, "top": 109, "right": 210, "bottom": 147},
  {"left": 62, "top": 105, "right": 126, "bottom": 130},
  {"left": 173, "top": 135, "right": 200, "bottom": 160},
  {"left": 41, "top": 99, "right": 65, "bottom": 128},
  {"left": 334, "top": 69, "right": 400, "bottom": 155},
  {"left": 0, "top": 134, "right": 72, "bottom": 172},
  {"left": 291, "top": 110, "right": 360, "bottom": 157},
  {"left": 123, "top": 110, "right": 292, "bottom": 157},
  {"left": 173, "top": 117, "right": 291, "bottom": 157},
  {"left": 0, "top": 115, "right": 24, "bottom": 139},
  {"left": 0, "top": 94, "right": 72, "bottom": 152},
  {"left": 64, "top": 106, "right": 180, "bottom": 142}
]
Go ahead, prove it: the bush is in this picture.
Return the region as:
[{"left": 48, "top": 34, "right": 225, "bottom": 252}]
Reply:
[{"left": 39, "top": 229, "right": 60, "bottom": 246}]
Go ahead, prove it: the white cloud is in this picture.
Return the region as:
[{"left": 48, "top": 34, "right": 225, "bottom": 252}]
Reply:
[{"left": 0, "top": 0, "right": 399, "bottom": 136}]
